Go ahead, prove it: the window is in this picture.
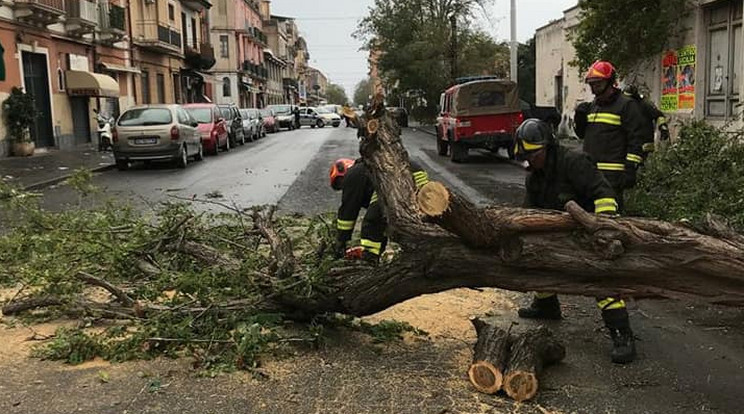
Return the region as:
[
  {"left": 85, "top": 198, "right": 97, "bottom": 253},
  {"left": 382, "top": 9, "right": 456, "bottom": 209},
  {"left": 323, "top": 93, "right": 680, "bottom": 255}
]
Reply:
[
  {"left": 191, "top": 18, "right": 198, "bottom": 48},
  {"left": 177, "top": 108, "right": 191, "bottom": 125},
  {"left": 141, "top": 71, "right": 151, "bottom": 104},
  {"left": 157, "top": 73, "right": 165, "bottom": 104},
  {"left": 705, "top": 0, "right": 743, "bottom": 119},
  {"left": 220, "top": 35, "right": 229, "bottom": 58},
  {"left": 173, "top": 73, "right": 181, "bottom": 103},
  {"left": 118, "top": 108, "right": 172, "bottom": 126},
  {"left": 57, "top": 68, "right": 65, "bottom": 92},
  {"left": 168, "top": 3, "right": 175, "bottom": 21},
  {"left": 223, "top": 77, "right": 231, "bottom": 97}
]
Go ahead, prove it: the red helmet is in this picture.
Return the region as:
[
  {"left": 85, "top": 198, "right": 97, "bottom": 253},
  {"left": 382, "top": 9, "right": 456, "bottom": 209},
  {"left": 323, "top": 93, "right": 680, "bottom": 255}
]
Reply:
[
  {"left": 585, "top": 60, "right": 617, "bottom": 83},
  {"left": 329, "top": 158, "right": 355, "bottom": 190}
]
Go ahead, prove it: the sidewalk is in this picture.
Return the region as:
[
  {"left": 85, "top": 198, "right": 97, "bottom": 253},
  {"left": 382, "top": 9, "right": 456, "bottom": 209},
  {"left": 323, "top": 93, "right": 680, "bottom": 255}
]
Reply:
[{"left": 0, "top": 146, "right": 114, "bottom": 190}]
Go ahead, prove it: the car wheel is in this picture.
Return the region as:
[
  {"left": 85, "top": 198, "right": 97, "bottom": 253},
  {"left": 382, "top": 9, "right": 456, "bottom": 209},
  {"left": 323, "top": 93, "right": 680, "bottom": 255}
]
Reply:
[
  {"left": 176, "top": 145, "right": 188, "bottom": 169},
  {"left": 224, "top": 137, "right": 231, "bottom": 152},
  {"left": 194, "top": 141, "right": 204, "bottom": 161},
  {"left": 450, "top": 140, "right": 468, "bottom": 163},
  {"left": 316, "top": 119, "right": 325, "bottom": 128},
  {"left": 333, "top": 123, "right": 340, "bottom": 128},
  {"left": 115, "top": 159, "right": 129, "bottom": 171},
  {"left": 436, "top": 136, "right": 449, "bottom": 156},
  {"left": 310, "top": 124, "right": 315, "bottom": 129},
  {"left": 506, "top": 142, "right": 515, "bottom": 160}
]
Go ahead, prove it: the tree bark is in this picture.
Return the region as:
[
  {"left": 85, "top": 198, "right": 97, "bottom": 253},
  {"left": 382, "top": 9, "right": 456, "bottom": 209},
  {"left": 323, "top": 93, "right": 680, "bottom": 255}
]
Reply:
[
  {"left": 467, "top": 318, "right": 511, "bottom": 394},
  {"left": 502, "top": 327, "right": 566, "bottom": 402}
]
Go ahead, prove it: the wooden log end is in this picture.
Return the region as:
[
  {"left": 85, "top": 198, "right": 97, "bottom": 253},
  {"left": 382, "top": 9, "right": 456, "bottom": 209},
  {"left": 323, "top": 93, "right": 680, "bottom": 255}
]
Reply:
[
  {"left": 503, "top": 370, "right": 538, "bottom": 402},
  {"left": 367, "top": 119, "right": 379, "bottom": 135},
  {"left": 416, "top": 181, "right": 450, "bottom": 217},
  {"left": 468, "top": 361, "right": 503, "bottom": 394}
]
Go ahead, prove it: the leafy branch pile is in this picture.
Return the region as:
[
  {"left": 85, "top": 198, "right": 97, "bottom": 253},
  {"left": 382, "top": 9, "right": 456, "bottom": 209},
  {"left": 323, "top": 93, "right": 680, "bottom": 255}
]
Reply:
[
  {"left": 0, "top": 177, "right": 423, "bottom": 372},
  {"left": 627, "top": 121, "right": 744, "bottom": 231}
]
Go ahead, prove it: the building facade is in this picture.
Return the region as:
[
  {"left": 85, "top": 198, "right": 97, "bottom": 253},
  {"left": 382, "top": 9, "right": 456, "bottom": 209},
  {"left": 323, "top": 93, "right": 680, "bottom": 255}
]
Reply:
[
  {"left": 306, "top": 66, "right": 327, "bottom": 106},
  {"left": 535, "top": 0, "right": 744, "bottom": 135},
  {"left": 210, "top": 0, "right": 267, "bottom": 108}
]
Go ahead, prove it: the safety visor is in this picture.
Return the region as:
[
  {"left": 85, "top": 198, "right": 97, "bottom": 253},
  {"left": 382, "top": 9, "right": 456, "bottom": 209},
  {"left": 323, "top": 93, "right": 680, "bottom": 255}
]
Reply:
[{"left": 513, "top": 139, "right": 545, "bottom": 160}]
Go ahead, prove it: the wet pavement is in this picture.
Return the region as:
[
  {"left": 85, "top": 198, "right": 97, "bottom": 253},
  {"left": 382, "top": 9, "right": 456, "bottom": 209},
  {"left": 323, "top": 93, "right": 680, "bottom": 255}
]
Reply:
[{"left": 0, "top": 146, "right": 114, "bottom": 190}]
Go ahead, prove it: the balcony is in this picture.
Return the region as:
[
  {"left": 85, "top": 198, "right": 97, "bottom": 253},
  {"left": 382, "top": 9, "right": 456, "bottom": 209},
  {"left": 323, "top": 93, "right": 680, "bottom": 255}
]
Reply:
[
  {"left": 185, "top": 42, "right": 216, "bottom": 70},
  {"left": 98, "top": 2, "right": 126, "bottom": 43},
  {"left": 13, "top": 0, "right": 65, "bottom": 26},
  {"left": 65, "top": 0, "right": 97, "bottom": 36},
  {"left": 180, "top": 0, "right": 212, "bottom": 11},
  {"left": 134, "top": 21, "right": 182, "bottom": 54}
]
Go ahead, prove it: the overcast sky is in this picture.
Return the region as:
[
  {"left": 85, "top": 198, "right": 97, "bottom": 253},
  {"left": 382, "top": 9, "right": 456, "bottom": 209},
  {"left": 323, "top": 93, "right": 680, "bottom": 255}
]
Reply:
[{"left": 270, "top": 0, "right": 577, "bottom": 99}]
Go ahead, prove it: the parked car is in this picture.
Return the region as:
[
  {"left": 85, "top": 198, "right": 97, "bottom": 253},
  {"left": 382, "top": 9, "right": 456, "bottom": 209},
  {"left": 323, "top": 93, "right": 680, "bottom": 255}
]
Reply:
[
  {"left": 112, "top": 104, "right": 203, "bottom": 170},
  {"left": 267, "top": 104, "right": 296, "bottom": 130},
  {"left": 436, "top": 77, "right": 523, "bottom": 163},
  {"left": 216, "top": 104, "right": 246, "bottom": 146},
  {"left": 239, "top": 108, "right": 262, "bottom": 141},
  {"left": 313, "top": 106, "right": 342, "bottom": 127},
  {"left": 386, "top": 107, "right": 409, "bottom": 127},
  {"left": 298, "top": 107, "right": 325, "bottom": 128},
  {"left": 260, "top": 108, "right": 277, "bottom": 133},
  {"left": 184, "top": 103, "right": 230, "bottom": 155}
]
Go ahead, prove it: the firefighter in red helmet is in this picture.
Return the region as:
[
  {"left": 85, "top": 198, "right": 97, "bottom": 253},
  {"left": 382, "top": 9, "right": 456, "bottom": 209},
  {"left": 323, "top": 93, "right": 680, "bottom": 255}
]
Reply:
[
  {"left": 330, "top": 158, "right": 429, "bottom": 263},
  {"left": 520, "top": 60, "right": 644, "bottom": 365}
]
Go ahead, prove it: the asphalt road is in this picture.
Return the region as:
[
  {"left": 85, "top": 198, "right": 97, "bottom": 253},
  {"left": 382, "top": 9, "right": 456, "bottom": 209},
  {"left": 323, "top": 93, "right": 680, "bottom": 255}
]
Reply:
[{"left": 13, "top": 125, "right": 744, "bottom": 413}]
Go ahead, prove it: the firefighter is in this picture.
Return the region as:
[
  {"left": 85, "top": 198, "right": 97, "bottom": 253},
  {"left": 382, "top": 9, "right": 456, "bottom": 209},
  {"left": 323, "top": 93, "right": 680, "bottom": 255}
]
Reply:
[
  {"left": 329, "top": 158, "right": 429, "bottom": 263},
  {"left": 622, "top": 84, "right": 670, "bottom": 158},
  {"left": 514, "top": 118, "right": 636, "bottom": 364}
]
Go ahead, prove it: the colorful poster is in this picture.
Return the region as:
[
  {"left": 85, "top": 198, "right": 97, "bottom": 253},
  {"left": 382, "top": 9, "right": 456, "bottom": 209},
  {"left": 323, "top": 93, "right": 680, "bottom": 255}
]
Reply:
[
  {"left": 677, "top": 45, "right": 696, "bottom": 110},
  {"left": 661, "top": 50, "right": 678, "bottom": 112}
]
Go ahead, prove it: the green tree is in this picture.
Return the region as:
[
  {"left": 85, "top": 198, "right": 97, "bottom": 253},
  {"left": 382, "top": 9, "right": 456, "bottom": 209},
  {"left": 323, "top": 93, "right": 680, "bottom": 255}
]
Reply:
[
  {"left": 353, "top": 77, "right": 373, "bottom": 106},
  {"left": 518, "top": 38, "right": 536, "bottom": 104},
  {"left": 325, "top": 83, "right": 349, "bottom": 105},
  {"left": 570, "top": 0, "right": 690, "bottom": 74},
  {"left": 355, "top": 0, "right": 499, "bottom": 121}
]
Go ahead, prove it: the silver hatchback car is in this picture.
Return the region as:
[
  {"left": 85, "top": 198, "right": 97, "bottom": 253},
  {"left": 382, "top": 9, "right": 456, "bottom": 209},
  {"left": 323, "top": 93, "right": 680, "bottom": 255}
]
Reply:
[{"left": 113, "top": 104, "right": 203, "bottom": 170}]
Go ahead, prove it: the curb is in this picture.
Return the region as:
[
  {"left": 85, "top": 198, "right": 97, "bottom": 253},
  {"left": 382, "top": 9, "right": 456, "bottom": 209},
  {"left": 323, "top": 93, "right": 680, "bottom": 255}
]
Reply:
[{"left": 23, "top": 163, "right": 116, "bottom": 191}]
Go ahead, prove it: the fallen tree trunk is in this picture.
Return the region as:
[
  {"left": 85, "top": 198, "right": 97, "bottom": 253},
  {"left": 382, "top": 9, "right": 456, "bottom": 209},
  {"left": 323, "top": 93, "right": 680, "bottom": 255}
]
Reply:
[
  {"left": 467, "top": 318, "right": 511, "bottom": 394},
  {"left": 502, "top": 327, "right": 565, "bottom": 402}
]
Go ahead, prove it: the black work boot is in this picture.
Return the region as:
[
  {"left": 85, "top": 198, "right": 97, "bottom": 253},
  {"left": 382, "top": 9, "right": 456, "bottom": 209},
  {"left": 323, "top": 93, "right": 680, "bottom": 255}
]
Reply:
[
  {"left": 361, "top": 250, "right": 380, "bottom": 265},
  {"left": 517, "top": 295, "right": 562, "bottom": 320},
  {"left": 602, "top": 308, "right": 636, "bottom": 364}
]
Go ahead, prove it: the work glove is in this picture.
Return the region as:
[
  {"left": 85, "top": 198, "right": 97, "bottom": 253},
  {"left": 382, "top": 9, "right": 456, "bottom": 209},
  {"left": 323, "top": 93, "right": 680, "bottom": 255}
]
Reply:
[
  {"left": 573, "top": 102, "right": 591, "bottom": 140},
  {"left": 333, "top": 240, "right": 347, "bottom": 260},
  {"left": 624, "top": 162, "right": 638, "bottom": 189},
  {"left": 659, "top": 124, "right": 670, "bottom": 141}
]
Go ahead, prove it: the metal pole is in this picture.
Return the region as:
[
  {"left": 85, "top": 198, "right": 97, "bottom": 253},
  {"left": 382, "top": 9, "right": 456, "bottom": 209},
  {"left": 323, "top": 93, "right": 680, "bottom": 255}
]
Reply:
[{"left": 510, "top": 0, "right": 518, "bottom": 82}]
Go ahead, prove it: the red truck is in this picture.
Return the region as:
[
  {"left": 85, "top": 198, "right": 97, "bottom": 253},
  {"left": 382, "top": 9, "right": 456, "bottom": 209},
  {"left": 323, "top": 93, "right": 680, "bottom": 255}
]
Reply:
[{"left": 435, "top": 77, "right": 523, "bottom": 163}]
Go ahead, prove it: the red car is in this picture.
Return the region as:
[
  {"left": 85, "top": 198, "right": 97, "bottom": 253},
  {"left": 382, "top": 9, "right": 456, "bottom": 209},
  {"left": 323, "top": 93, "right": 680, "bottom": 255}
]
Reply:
[
  {"left": 260, "top": 108, "right": 277, "bottom": 133},
  {"left": 184, "top": 103, "right": 230, "bottom": 155},
  {"left": 436, "top": 77, "right": 523, "bottom": 163}
]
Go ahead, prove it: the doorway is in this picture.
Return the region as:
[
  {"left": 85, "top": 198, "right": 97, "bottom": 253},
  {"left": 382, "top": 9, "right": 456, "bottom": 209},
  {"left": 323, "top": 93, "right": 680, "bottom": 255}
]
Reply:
[
  {"left": 22, "top": 51, "right": 54, "bottom": 147},
  {"left": 70, "top": 97, "right": 91, "bottom": 145}
]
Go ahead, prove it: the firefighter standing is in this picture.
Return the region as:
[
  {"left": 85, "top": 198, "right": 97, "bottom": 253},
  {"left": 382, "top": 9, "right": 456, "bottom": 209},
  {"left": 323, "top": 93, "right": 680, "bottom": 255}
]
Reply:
[
  {"left": 329, "top": 158, "right": 429, "bottom": 263},
  {"left": 520, "top": 61, "right": 644, "bottom": 364},
  {"left": 622, "top": 84, "right": 670, "bottom": 158}
]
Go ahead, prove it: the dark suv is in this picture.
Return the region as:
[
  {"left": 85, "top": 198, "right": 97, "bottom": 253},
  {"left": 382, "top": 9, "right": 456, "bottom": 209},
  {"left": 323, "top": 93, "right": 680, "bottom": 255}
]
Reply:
[{"left": 217, "top": 104, "right": 246, "bottom": 146}]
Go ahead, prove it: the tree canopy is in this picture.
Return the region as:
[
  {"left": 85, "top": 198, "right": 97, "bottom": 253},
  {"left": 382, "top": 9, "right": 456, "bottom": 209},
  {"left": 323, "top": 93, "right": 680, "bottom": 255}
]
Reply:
[
  {"left": 355, "top": 0, "right": 509, "bottom": 121},
  {"left": 325, "top": 83, "right": 349, "bottom": 105},
  {"left": 353, "top": 77, "right": 373, "bottom": 106},
  {"left": 570, "top": 0, "right": 690, "bottom": 75}
]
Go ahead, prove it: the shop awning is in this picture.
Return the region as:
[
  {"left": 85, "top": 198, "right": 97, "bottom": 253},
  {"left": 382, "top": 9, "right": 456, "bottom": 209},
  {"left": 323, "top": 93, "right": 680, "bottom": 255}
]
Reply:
[
  {"left": 182, "top": 69, "right": 215, "bottom": 83},
  {"left": 99, "top": 62, "right": 141, "bottom": 74},
  {"left": 66, "top": 71, "right": 120, "bottom": 98}
]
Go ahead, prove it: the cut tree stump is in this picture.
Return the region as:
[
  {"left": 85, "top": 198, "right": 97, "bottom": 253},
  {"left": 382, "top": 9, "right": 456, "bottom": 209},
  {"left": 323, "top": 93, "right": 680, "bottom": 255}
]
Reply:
[
  {"left": 467, "top": 318, "right": 511, "bottom": 394},
  {"left": 502, "top": 326, "right": 566, "bottom": 402}
]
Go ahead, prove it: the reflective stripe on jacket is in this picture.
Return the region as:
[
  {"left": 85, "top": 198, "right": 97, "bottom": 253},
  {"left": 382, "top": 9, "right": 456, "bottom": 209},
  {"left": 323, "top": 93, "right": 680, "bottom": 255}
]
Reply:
[{"left": 583, "top": 89, "right": 646, "bottom": 174}]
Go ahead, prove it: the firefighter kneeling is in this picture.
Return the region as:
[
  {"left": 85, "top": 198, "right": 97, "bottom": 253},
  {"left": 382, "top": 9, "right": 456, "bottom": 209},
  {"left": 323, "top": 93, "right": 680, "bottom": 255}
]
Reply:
[
  {"left": 513, "top": 119, "right": 637, "bottom": 364},
  {"left": 329, "top": 158, "right": 429, "bottom": 264}
]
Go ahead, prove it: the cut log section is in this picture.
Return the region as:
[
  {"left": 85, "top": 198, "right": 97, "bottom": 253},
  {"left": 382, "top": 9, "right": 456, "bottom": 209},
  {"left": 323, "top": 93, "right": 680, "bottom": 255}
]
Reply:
[
  {"left": 502, "top": 326, "right": 566, "bottom": 402},
  {"left": 467, "top": 318, "right": 511, "bottom": 394}
]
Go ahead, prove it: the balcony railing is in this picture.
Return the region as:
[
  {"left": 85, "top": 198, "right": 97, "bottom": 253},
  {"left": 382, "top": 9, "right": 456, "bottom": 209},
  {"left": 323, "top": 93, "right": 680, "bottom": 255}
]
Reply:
[
  {"left": 66, "top": 0, "right": 97, "bottom": 35},
  {"left": 185, "top": 42, "right": 216, "bottom": 70},
  {"left": 135, "top": 21, "right": 182, "bottom": 53},
  {"left": 13, "top": 0, "right": 65, "bottom": 25}
]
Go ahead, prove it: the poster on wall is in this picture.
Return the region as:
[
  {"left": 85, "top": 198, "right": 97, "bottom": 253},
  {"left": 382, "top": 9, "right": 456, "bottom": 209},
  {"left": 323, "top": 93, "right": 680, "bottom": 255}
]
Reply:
[
  {"left": 661, "top": 50, "right": 678, "bottom": 112},
  {"left": 677, "top": 45, "right": 696, "bottom": 110}
]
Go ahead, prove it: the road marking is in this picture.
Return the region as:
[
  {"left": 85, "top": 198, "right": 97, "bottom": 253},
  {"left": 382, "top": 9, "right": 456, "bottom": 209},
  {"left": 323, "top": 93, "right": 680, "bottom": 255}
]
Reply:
[{"left": 410, "top": 148, "right": 493, "bottom": 207}]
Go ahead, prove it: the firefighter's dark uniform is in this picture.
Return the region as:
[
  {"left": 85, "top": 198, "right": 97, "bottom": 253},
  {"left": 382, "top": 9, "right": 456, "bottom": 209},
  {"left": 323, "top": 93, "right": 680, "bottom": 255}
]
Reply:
[
  {"left": 336, "top": 160, "right": 429, "bottom": 258},
  {"left": 633, "top": 96, "right": 668, "bottom": 157},
  {"left": 583, "top": 88, "right": 646, "bottom": 212}
]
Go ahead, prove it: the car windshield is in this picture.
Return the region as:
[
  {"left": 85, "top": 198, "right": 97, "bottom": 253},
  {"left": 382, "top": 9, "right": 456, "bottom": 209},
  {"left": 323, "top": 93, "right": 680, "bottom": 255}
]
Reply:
[
  {"left": 269, "top": 105, "right": 291, "bottom": 115},
  {"left": 220, "top": 108, "right": 232, "bottom": 119},
  {"left": 184, "top": 108, "right": 212, "bottom": 124},
  {"left": 260, "top": 109, "right": 273, "bottom": 117},
  {"left": 315, "top": 107, "right": 331, "bottom": 114},
  {"left": 239, "top": 109, "right": 250, "bottom": 118},
  {"left": 118, "top": 108, "right": 172, "bottom": 126}
]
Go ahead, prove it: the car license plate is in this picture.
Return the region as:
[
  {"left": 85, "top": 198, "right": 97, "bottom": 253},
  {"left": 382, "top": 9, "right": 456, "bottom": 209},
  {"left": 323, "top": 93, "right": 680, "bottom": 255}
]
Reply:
[{"left": 134, "top": 137, "right": 158, "bottom": 145}]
